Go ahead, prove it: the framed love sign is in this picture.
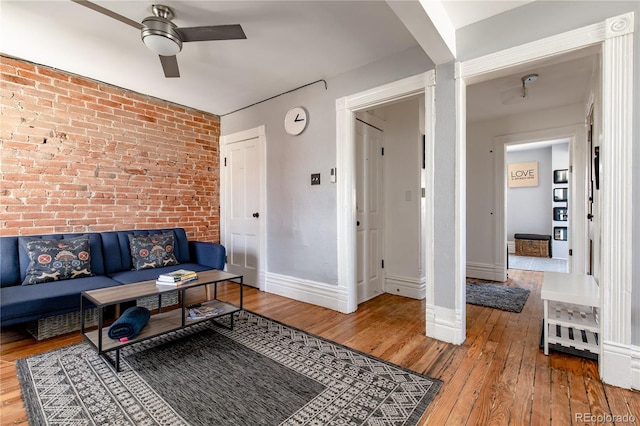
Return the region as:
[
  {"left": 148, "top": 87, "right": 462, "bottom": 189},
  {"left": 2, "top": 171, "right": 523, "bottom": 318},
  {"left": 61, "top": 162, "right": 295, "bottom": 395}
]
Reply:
[{"left": 508, "top": 161, "right": 539, "bottom": 188}]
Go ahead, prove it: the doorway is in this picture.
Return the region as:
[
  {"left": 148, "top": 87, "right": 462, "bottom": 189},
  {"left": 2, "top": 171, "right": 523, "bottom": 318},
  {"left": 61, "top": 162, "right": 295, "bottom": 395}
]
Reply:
[
  {"left": 336, "top": 71, "right": 436, "bottom": 314},
  {"left": 505, "top": 139, "right": 570, "bottom": 274},
  {"left": 355, "top": 98, "right": 426, "bottom": 304},
  {"left": 459, "top": 12, "right": 634, "bottom": 387}
]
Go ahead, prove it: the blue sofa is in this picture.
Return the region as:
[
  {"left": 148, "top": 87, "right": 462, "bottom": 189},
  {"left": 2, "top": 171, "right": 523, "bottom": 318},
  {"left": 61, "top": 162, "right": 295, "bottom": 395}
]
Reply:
[{"left": 0, "top": 228, "right": 225, "bottom": 328}]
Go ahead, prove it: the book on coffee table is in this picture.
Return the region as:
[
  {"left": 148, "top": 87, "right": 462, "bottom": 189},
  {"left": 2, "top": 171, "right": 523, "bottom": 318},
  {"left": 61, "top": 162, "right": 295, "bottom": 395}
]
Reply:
[{"left": 157, "top": 269, "right": 198, "bottom": 284}]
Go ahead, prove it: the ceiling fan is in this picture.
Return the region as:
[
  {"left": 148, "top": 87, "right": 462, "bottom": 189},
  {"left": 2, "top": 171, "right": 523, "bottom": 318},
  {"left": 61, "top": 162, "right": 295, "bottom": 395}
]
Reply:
[{"left": 71, "top": 0, "right": 246, "bottom": 78}]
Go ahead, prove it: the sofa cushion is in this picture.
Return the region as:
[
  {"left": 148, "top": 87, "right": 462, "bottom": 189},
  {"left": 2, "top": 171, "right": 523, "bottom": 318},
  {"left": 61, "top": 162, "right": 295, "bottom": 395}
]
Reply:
[
  {"left": 109, "top": 263, "right": 216, "bottom": 285},
  {"left": 0, "top": 275, "right": 120, "bottom": 326},
  {"left": 102, "top": 229, "right": 191, "bottom": 275},
  {"left": 21, "top": 235, "right": 92, "bottom": 285},
  {"left": 128, "top": 232, "right": 179, "bottom": 270}
]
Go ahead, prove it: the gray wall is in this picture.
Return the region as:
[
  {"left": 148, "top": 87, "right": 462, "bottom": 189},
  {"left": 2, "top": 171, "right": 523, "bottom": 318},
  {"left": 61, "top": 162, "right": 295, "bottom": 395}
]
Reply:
[
  {"left": 221, "top": 46, "right": 433, "bottom": 285},
  {"left": 433, "top": 62, "right": 458, "bottom": 309}
]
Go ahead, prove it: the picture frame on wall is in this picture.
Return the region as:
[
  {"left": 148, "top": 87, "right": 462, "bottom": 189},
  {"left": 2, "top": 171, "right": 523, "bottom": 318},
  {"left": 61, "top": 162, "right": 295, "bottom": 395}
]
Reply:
[
  {"left": 554, "top": 226, "right": 568, "bottom": 241},
  {"left": 553, "top": 169, "right": 568, "bottom": 184},
  {"left": 553, "top": 207, "right": 568, "bottom": 221},
  {"left": 553, "top": 188, "right": 568, "bottom": 202}
]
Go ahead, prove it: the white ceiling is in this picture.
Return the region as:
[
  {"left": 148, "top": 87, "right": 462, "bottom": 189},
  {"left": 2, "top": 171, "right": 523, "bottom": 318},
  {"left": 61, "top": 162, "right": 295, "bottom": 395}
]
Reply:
[
  {"left": 1, "top": 0, "right": 593, "bottom": 121},
  {"left": 466, "top": 46, "right": 599, "bottom": 122},
  {"left": 1, "top": 1, "right": 419, "bottom": 115}
]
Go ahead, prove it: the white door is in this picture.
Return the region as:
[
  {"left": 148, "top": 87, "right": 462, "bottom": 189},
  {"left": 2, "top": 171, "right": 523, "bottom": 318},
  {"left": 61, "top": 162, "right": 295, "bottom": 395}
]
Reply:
[
  {"left": 356, "top": 120, "right": 384, "bottom": 303},
  {"left": 221, "top": 127, "right": 265, "bottom": 288}
]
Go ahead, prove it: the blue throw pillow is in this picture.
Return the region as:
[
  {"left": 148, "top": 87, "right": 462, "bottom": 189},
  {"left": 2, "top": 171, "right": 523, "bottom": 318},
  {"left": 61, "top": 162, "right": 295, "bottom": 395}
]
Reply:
[
  {"left": 128, "top": 232, "right": 179, "bottom": 270},
  {"left": 21, "top": 235, "right": 92, "bottom": 285}
]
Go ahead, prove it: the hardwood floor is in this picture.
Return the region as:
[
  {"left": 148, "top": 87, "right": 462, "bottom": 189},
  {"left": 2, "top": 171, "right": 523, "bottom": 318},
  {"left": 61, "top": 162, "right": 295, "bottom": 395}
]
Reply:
[{"left": 1, "top": 269, "right": 638, "bottom": 425}]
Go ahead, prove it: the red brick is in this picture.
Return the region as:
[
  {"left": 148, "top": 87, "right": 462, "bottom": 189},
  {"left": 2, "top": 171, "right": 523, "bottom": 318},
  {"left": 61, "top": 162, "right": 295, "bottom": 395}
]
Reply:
[
  {"left": 17, "top": 69, "right": 52, "bottom": 85},
  {"left": 1, "top": 57, "right": 35, "bottom": 72},
  {"left": 1, "top": 57, "right": 220, "bottom": 237}
]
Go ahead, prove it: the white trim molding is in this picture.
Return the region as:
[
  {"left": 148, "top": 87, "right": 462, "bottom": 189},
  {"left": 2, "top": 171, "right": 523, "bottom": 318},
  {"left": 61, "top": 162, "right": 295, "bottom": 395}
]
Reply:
[
  {"left": 336, "top": 71, "right": 436, "bottom": 314},
  {"left": 264, "top": 272, "right": 349, "bottom": 313},
  {"left": 458, "top": 12, "right": 635, "bottom": 389},
  {"left": 601, "top": 341, "right": 635, "bottom": 390},
  {"left": 385, "top": 275, "right": 426, "bottom": 300},
  {"left": 600, "top": 12, "right": 635, "bottom": 388},
  {"left": 425, "top": 305, "right": 465, "bottom": 344}
]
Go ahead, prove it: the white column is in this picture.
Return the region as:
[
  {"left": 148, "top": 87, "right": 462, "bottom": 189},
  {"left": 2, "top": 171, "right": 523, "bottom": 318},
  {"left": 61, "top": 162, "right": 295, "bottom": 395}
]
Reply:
[{"left": 600, "top": 12, "right": 635, "bottom": 389}]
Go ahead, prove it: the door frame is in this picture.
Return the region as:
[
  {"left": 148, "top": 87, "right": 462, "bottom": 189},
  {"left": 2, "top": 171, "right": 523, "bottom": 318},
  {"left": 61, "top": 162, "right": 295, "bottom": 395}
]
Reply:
[
  {"left": 220, "top": 125, "right": 267, "bottom": 291},
  {"left": 495, "top": 125, "right": 588, "bottom": 278},
  {"left": 457, "top": 12, "right": 635, "bottom": 388},
  {"left": 336, "top": 71, "right": 436, "bottom": 314}
]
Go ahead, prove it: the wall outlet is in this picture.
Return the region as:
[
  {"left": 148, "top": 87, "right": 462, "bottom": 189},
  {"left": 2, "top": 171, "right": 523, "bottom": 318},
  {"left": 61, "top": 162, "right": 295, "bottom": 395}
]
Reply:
[{"left": 311, "top": 173, "right": 320, "bottom": 185}]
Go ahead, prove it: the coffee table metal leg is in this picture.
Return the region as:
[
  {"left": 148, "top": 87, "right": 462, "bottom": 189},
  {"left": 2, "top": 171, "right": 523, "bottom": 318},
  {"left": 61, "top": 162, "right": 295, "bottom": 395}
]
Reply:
[{"left": 101, "top": 349, "right": 121, "bottom": 373}]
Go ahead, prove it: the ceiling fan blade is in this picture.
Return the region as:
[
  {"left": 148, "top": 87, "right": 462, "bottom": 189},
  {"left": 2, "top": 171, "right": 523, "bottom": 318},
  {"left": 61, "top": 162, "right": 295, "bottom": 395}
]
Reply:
[
  {"left": 159, "top": 55, "right": 180, "bottom": 78},
  {"left": 70, "top": 0, "right": 142, "bottom": 30},
  {"left": 177, "top": 25, "right": 246, "bottom": 42}
]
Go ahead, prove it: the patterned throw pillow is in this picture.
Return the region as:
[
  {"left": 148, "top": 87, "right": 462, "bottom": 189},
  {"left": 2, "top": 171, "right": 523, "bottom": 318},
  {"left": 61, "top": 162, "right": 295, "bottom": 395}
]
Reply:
[
  {"left": 128, "top": 232, "right": 179, "bottom": 270},
  {"left": 22, "top": 235, "right": 92, "bottom": 285}
]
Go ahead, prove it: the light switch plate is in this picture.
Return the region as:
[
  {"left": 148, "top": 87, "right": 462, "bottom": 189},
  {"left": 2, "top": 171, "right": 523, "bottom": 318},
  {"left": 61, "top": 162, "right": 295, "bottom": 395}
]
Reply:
[{"left": 311, "top": 173, "right": 320, "bottom": 185}]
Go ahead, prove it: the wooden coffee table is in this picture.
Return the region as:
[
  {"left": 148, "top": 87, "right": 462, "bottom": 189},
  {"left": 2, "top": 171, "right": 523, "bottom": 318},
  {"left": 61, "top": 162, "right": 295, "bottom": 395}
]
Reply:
[{"left": 81, "top": 269, "right": 243, "bottom": 371}]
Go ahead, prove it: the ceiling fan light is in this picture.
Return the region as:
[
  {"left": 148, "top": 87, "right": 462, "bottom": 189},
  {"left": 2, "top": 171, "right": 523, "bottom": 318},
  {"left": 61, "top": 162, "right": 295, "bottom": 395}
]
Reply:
[
  {"left": 143, "top": 33, "right": 181, "bottom": 55},
  {"left": 141, "top": 16, "right": 182, "bottom": 55}
]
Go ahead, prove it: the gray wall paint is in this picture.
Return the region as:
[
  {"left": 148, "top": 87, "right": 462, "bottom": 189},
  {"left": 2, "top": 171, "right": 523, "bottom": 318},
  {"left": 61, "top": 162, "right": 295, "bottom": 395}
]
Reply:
[
  {"left": 434, "top": 61, "right": 457, "bottom": 309},
  {"left": 221, "top": 46, "right": 433, "bottom": 285},
  {"left": 507, "top": 147, "right": 553, "bottom": 241}
]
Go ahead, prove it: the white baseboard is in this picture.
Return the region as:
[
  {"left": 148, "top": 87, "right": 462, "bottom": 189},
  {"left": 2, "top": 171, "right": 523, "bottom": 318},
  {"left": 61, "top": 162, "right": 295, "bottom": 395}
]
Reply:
[
  {"left": 601, "top": 341, "right": 638, "bottom": 390},
  {"left": 264, "top": 272, "right": 349, "bottom": 313},
  {"left": 385, "top": 274, "right": 425, "bottom": 299},
  {"left": 426, "top": 304, "right": 465, "bottom": 344},
  {"left": 466, "top": 262, "right": 506, "bottom": 282}
]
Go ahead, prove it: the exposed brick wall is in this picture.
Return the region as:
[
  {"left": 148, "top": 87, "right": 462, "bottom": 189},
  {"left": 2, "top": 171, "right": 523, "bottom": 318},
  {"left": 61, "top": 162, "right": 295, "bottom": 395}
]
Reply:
[{"left": 0, "top": 56, "right": 220, "bottom": 241}]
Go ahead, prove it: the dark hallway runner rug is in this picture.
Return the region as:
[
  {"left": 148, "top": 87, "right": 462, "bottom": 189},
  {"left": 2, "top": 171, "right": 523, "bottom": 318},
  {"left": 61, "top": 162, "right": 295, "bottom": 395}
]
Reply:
[{"left": 17, "top": 310, "right": 441, "bottom": 425}]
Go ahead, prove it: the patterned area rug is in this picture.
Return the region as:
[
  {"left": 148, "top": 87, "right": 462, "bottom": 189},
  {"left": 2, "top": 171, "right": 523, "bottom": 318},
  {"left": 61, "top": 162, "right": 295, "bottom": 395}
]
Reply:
[
  {"left": 17, "top": 311, "right": 442, "bottom": 425},
  {"left": 466, "top": 282, "right": 530, "bottom": 313}
]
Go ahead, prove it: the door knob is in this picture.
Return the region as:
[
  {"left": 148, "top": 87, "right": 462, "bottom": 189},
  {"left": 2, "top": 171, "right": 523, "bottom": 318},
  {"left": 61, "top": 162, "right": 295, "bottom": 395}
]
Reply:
[{"left": 252, "top": 212, "right": 260, "bottom": 218}]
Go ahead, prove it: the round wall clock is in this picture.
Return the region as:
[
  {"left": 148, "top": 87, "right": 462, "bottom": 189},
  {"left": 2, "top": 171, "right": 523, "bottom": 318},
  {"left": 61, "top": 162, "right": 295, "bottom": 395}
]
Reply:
[{"left": 284, "top": 106, "right": 308, "bottom": 135}]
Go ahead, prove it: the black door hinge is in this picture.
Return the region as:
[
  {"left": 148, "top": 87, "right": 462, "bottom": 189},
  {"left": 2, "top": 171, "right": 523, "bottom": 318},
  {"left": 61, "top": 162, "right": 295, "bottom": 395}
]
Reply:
[
  {"left": 381, "top": 259, "right": 384, "bottom": 269},
  {"left": 224, "top": 157, "right": 227, "bottom": 167},
  {"left": 381, "top": 147, "right": 385, "bottom": 156}
]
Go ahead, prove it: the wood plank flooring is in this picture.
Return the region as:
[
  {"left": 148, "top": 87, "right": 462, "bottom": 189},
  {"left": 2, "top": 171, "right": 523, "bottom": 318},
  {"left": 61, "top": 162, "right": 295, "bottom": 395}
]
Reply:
[{"left": 1, "top": 269, "right": 638, "bottom": 425}]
